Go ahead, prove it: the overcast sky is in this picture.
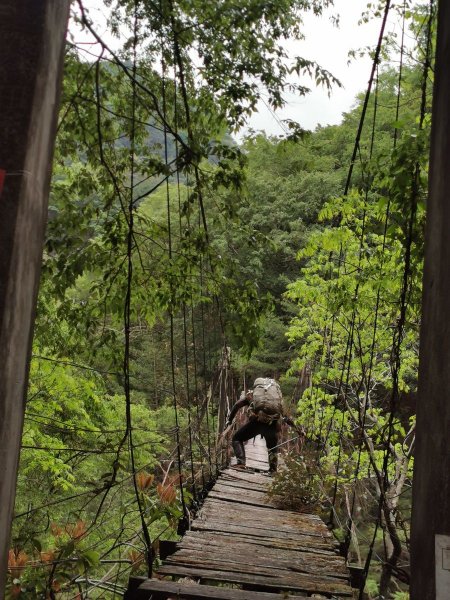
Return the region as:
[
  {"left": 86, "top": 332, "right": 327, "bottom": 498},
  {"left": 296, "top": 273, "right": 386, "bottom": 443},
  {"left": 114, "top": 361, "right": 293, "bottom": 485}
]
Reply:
[
  {"left": 246, "top": 0, "right": 406, "bottom": 136},
  {"left": 72, "top": 0, "right": 404, "bottom": 136}
]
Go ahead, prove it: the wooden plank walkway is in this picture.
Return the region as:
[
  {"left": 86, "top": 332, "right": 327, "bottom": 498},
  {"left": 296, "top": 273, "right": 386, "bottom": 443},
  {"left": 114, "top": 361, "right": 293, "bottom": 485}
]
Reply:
[{"left": 125, "top": 437, "right": 353, "bottom": 599}]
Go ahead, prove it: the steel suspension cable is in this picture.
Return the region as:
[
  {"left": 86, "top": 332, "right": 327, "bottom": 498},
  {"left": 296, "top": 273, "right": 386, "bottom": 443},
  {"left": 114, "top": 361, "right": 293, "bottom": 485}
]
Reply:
[
  {"left": 160, "top": 27, "right": 188, "bottom": 524},
  {"left": 357, "top": 2, "right": 434, "bottom": 594},
  {"left": 199, "top": 271, "right": 216, "bottom": 477},
  {"left": 123, "top": 5, "right": 153, "bottom": 576},
  {"left": 345, "top": 2, "right": 408, "bottom": 556},
  {"left": 311, "top": 0, "right": 393, "bottom": 465},
  {"left": 339, "top": 63, "right": 385, "bottom": 552},
  {"left": 343, "top": 0, "right": 393, "bottom": 197},
  {"left": 172, "top": 61, "right": 198, "bottom": 504},
  {"left": 190, "top": 304, "right": 208, "bottom": 489}
]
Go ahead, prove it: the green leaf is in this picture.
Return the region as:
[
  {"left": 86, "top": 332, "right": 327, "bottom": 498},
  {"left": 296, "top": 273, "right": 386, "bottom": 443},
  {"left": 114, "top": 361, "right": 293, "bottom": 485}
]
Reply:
[{"left": 80, "top": 550, "right": 100, "bottom": 568}]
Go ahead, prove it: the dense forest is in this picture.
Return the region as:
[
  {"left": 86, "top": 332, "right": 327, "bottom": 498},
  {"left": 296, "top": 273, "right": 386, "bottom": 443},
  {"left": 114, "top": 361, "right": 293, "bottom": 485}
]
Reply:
[{"left": 7, "top": 1, "right": 434, "bottom": 598}]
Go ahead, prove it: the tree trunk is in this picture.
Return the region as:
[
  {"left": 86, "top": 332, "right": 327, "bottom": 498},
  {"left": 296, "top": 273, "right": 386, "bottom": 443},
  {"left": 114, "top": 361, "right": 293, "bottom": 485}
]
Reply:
[
  {"left": 379, "top": 502, "right": 402, "bottom": 597},
  {"left": 379, "top": 455, "right": 410, "bottom": 598}
]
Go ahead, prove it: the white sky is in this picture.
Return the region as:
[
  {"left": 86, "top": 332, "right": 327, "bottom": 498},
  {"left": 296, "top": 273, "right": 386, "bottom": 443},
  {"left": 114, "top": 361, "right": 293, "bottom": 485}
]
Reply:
[
  {"left": 71, "top": 0, "right": 406, "bottom": 136},
  {"left": 246, "top": 0, "right": 407, "bottom": 136}
]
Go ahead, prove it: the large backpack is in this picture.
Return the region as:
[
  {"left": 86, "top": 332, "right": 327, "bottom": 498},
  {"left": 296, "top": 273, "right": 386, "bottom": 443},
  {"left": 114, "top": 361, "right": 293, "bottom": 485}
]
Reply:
[{"left": 248, "top": 378, "right": 283, "bottom": 424}]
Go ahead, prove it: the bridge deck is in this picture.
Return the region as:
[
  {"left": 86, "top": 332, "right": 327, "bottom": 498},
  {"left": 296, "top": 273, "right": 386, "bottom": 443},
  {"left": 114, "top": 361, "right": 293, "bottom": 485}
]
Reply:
[{"left": 125, "top": 437, "right": 353, "bottom": 599}]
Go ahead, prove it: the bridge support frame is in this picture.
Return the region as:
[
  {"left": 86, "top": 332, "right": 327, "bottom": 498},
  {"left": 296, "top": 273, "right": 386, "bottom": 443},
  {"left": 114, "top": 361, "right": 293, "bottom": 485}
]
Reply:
[
  {"left": 411, "top": 1, "right": 450, "bottom": 598},
  {"left": 0, "top": 0, "right": 70, "bottom": 593}
]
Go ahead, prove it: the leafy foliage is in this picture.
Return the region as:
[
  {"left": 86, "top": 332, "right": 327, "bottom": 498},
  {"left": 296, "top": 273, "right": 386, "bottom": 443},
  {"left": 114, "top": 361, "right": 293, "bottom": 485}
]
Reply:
[
  {"left": 9, "top": 2, "right": 435, "bottom": 598},
  {"left": 10, "top": 0, "right": 340, "bottom": 597}
]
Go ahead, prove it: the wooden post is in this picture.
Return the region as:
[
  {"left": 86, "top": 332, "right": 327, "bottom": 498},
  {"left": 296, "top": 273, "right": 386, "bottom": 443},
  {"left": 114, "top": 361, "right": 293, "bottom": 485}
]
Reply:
[
  {"left": 217, "top": 346, "right": 231, "bottom": 437},
  {"left": 0, "top": 0, "right": 70, "bottom": 592},
  {"left": 411, "top": 1, "right": 450, "bottom": 598}
]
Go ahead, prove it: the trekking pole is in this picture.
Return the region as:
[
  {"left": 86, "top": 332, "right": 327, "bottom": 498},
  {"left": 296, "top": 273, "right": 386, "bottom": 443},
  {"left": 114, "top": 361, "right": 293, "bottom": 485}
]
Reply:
[
  {"left": 272, "top": 425, "right": 306, "bottom": 451},
  {"left": 271, "top": 436, "right": 299, "bottom": 451}
]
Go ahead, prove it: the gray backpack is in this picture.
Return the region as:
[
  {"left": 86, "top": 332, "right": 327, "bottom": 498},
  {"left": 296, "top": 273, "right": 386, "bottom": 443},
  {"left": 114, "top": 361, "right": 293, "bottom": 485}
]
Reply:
[{"left": 248, "top": 378, "right": 283, "bottom": 424}]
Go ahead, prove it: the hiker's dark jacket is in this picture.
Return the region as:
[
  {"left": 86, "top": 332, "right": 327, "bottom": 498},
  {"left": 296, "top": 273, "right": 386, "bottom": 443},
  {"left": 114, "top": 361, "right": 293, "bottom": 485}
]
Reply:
[
  {"left": 227, "top": 397, "right": 295, "bottom": 427},
  {"left": 228, "top": 397, "right": 250, "bottom": 422}
]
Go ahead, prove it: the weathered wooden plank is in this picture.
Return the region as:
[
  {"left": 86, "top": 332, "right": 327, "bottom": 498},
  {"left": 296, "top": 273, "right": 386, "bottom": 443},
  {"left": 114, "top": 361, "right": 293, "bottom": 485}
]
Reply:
[
  {"left": 215, "top": 482, "right": 269, "bottom": 495},
  {"left": 202, "top": 502, "right": 336, "bottom": 545},
  {"left": 218, "top": 477, "right": 269, "bottom": 490},
  {"left": 244, "top": 456, "right": 269, "bottom": 465},
  {"left": 244, "top": 465, "right": 269, "bottom": 472},
  {"left": 164, "top": 553, "right": 348, "bottom": 586},
  {"left": 244, "top": 441, "right": 268, "bottom": 456},
  {"left": 179, "top": 531, "right": 332, "bottom": 552},
  {"left": 213, "top": 482, "right": 270, "bottom": 494},
  {"left": 215, "top": 477, "right": 269, "bottom": 493},
  {"left": 196, "top": 515, "right": 333, "bottom": 542},
  {"left": 221, "top": 468, "right": 270, "bottom": 485},
  {"left": 167, "top": 545, "right": 349, "bottom": 579},
  {"left": 156, "top": 564, "right": 353, "bottom": 596},
  {"left": 203, "top": 496, "right": 324, "bottom": 523},
  {"left": 192, "top": 521, "right": 336, "bottom": 549},
  {"left": 198, "top": 511, "right": 325, "bottom": 532},
  {"left": 180, "top": 530, "right": 338, "bottom": 557},
  {"left": 177, "top": 533, "right": 345, "bottom": 563},
  {"left": 128, "top": 578, "right": 308, "bottom": 599},
  {"left": 197, "top": 505, "right": 323, "bottom": 528},
  {"left": 173, "top": 544, "right": 349, "bottom": 581},
  {"left": 192, "top": 515, "right": 337, "bottom": 547},
  {"left": 212, "top": 483, "right": 283, "bottom": 503},
  {"left": 245, "top": 453, "right": 268, "bottom": 461},
  {"left": 199, "top": 502, "right": 332, "bottom": 536},
  {"left": 198, "top": 502, "right": 332, "bottom": 535},
  {"left": 244, "top": 459, "right": 269, "bottom": 468},
  {"left": 207, "top": 489, "right": 278, "bottom": 508},
  {"left": 174, "top": 548, "right": 346, "bottom": 581}
]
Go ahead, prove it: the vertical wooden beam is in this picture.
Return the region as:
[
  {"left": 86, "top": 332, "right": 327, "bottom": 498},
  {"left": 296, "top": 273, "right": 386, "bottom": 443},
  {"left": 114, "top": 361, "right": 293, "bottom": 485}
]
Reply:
[
  {"left": 0, "top": 0, "right": 70, "bottom": 592},
  {"left": 411, "top": 1, "right": 450, "bottom": 598}
]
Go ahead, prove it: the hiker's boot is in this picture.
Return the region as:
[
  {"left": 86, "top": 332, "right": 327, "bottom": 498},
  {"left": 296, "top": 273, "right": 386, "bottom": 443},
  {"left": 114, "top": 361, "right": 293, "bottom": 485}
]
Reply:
[
  {"left": 268, "top": 451, "right": 278, "bottom": 475},
  {"left": 233, "top": 463, "right": 247, "bottom": 470},
  {"left": 232, "top": 439, "right": 246, "bottom": 467}
]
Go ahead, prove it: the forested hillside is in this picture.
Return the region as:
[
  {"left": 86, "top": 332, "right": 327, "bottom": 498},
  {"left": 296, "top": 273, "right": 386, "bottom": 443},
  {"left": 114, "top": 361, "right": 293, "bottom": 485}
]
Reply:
[{"left": 7, "top": 1, "right": 434, "bottom": 598}]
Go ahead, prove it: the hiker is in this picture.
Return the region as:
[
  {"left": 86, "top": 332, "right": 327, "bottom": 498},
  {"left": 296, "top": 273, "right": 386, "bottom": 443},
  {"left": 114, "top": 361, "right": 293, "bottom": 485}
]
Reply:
[{"left": 225, "top": 377, "right": 300, "bottom": 474}]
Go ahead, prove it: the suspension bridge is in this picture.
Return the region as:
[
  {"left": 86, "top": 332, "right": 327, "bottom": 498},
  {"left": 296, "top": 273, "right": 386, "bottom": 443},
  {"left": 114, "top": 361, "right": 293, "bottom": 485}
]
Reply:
[
  {"left": 1, "top": 1, "right": 449, "bottom": 599},
  {"left": 125, "top": 437, "right": 353, "bottom": 599}
]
